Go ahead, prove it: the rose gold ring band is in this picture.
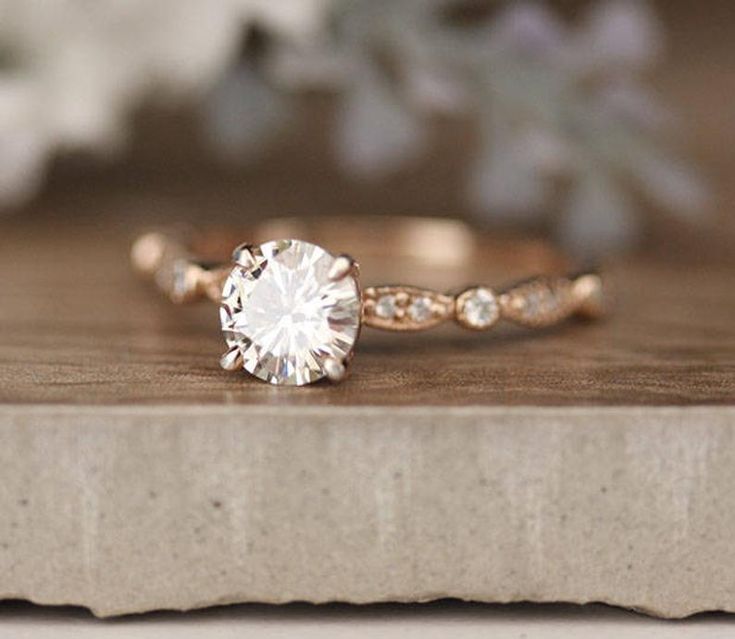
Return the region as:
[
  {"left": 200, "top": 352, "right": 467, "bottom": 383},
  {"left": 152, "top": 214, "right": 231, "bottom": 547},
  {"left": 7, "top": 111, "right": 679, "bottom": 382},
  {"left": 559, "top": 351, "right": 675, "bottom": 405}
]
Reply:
[{"left": 131, "top": 216, "right": 605, "bottom": 334}]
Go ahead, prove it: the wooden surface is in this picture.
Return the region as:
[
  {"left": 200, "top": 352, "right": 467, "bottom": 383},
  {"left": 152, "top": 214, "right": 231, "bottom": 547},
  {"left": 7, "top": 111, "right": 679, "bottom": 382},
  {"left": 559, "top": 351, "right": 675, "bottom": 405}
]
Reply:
[
  {"left": 1, "top": 0, "right": 734, "bottom": 408},
  {"left": 0, "top": 218, "right": 733, "bottom": 406}
]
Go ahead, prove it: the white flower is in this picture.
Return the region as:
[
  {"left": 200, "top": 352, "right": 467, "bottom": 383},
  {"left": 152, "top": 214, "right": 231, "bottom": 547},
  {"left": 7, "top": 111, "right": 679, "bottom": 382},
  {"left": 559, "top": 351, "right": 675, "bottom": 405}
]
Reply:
[
  {"left": 458, "top": 0, "right": 704, "bottom": 252},
  {"left": 334, "top": 62, "right": 426, "bottom": 179},
  {"left": 0, "top": 0, "right": 327, "bottom": 206},
  {"left": 577, "top": 0, "right": 663, "bottom": 72}
]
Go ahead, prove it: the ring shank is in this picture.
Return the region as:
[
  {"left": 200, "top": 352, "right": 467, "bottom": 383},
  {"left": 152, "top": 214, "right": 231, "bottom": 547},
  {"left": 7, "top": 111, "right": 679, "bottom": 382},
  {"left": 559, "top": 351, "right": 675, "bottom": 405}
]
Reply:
[
  {"left": 192, "top": 217, "right": 573, "bottom": 285},
  {"left": 132, "top": 216, "right": 604, "bottom": 330}
]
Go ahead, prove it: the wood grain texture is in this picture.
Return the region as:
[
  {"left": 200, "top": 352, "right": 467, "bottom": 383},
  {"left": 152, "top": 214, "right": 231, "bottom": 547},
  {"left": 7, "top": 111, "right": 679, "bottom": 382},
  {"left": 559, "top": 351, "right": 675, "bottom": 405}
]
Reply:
[
  {"left": 0, "top": 219, "right": 733, "bottom": 406},
  {"left": 0, "top": 0, "right": 734, "bottom": 408}
]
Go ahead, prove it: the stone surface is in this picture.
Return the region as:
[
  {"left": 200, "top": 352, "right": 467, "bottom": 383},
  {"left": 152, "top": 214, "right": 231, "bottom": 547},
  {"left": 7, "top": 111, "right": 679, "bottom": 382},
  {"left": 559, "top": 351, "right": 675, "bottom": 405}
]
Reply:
[
  {"left": 2, "top": 404, "right": 735, "bottom": 619},
  {"left": 3, "top": 600, "right": 733, "bottom": 637}
]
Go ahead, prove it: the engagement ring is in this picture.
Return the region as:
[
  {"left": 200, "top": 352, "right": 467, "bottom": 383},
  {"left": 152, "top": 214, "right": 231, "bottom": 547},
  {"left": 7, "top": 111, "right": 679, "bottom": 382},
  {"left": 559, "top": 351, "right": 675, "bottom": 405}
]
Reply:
[{"left": 132, "top": 217, "right": 605, "bottom": 386}]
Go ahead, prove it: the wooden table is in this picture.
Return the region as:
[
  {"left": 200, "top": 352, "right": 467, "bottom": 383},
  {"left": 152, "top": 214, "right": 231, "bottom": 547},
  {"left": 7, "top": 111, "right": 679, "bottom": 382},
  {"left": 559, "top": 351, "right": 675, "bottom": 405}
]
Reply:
[{"left": 1, "top": 216, "right": 733, "bottom": 406}]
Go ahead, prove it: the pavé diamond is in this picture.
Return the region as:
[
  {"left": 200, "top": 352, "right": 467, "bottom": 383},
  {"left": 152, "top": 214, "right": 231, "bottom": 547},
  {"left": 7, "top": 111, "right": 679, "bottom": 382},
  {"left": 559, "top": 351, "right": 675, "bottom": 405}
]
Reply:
[
  {"left": 220, "top": 239, "right": 361, "bottom": 386},
  {"left": 459, "top": 287, "right": 499, "bottom": 329},
  {"left": 375, "top": 295, "right": 397, "bottom": 319},
  {"left": 408, "top": 296, "right": 432, "bottom": 322}
]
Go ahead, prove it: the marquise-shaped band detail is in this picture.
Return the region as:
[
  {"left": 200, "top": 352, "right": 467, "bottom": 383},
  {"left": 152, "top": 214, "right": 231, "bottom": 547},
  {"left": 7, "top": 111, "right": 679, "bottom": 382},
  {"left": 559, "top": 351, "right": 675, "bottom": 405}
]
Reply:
[
  {"left": 363, "top": 286, "right": 454, "bottom": 331},
  {"left": 498, "top": 275, "right": 600, "bottom": 328}
]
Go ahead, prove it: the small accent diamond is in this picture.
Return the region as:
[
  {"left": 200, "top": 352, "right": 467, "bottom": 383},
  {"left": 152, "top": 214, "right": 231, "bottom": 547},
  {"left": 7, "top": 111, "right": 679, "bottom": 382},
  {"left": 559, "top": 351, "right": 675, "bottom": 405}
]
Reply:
[
  {"left": 375, "top": 295, "right": 397, "bottom": 319},
  {"left": 408, "top": 296, "right": 433, "bottom": 322},
  {"left": 459, "top": 287, "right": 499, "bottom": 329}
]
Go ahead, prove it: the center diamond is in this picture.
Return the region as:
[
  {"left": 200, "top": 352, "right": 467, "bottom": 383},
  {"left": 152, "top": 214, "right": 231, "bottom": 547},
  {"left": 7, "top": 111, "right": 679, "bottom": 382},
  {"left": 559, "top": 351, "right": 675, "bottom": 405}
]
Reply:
[{"left": 220, "top": 239, "right": 361, "bottom": 386}]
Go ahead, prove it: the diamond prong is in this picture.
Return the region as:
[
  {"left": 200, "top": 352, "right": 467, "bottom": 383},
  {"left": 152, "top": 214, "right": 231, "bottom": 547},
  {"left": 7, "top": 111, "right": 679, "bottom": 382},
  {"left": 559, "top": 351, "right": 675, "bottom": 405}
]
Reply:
[
  {"left": 232, "top": 243, "right": 256, "bottom": 269},
  {"left": 328, "top": 254, "right": 357, "bottom": 282},
  {"left": 220, "top": 346, "right": 243, "bottom": 371},
  {"left": 323, "top": 357, "right": 347, "bottom": 383}
]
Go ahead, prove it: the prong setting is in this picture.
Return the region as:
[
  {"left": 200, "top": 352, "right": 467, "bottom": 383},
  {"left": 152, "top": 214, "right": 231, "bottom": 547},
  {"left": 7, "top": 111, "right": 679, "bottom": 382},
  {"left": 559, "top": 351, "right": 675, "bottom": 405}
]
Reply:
[
  {"left": 231, "top": 243, "right": 257, "bottom": 269},
  {"left": 323, "top": 357, "right": 347, "bottom": 383},
  {"left": 219, "top": 346, "right": 243, "bottom": 371},
  {"left": 328, "top": 254, "right": 357, "bottom": 282}
]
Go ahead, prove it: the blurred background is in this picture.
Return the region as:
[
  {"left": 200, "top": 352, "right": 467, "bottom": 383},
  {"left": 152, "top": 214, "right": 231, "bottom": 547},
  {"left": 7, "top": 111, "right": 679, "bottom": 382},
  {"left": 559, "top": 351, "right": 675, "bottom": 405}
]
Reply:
[{"left": 0, "top": 0, "right": 731, "bottom": 259}]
